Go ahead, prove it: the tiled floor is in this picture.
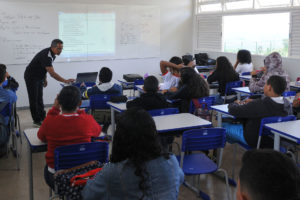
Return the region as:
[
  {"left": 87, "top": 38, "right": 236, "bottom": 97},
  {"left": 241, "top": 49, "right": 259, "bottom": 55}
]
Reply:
[{"left": 0, "top": 109, "right": 246, "bottom": 200}]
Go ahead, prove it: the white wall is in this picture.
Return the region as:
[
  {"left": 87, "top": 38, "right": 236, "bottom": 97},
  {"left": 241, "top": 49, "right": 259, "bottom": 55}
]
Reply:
[
  {"left": 202, "top": 51, "right": 300, "bottom": 81},
  {"left": 2, "top": 0, "right": 194, "bottom": 107}
]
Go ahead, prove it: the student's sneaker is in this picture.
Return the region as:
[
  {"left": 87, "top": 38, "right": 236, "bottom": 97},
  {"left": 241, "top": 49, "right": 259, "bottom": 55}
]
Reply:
[{"left": 33, "top": 121, "right": 42, "bottom": 127}]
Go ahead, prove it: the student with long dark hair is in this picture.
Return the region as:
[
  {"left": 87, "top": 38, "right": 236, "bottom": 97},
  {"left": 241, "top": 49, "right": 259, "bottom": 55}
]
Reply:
[
  {"left": 207, "top": 56, "right": 240, "bottom": 104},
  {"left": 164, "top": 67, "right": 209, "bottom": 112},
  {"left": 82, "top": 108, "right": 184, "bottom": 200}
]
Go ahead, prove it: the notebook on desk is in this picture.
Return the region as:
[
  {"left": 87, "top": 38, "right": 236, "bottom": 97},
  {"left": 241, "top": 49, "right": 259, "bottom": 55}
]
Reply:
[{"left": 75, "top": 72, "right": 98, "bottom": 83}]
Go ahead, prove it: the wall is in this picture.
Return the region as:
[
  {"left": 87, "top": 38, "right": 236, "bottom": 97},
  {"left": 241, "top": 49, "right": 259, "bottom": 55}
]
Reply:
[
  {"left": 202, "top": 51, "right": 300, "bottom": 81},
  {"left": 1, "top": 0, "right": 194, "bottom": 107}
]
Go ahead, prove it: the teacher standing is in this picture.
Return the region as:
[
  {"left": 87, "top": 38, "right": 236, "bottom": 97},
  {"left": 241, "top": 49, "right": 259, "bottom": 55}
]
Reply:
[{"left": 24, "top": 39, "right": 75, "bottom": 126}]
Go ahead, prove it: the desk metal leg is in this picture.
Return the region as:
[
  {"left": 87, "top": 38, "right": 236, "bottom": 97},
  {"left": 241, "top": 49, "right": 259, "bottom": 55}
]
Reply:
[
  {"left": 217, "top": 112, "right": 222, "bottom": 127},
  {"left": 273, "top": 132, "right": 280, "bottom": 151},
  {"left": 237, "top": 93, "right": 241, "bottom": 101},
  {"left": 111, "top": 108, "right": 115, "bottom": 136},
  {"left": 28, "top": 141, "right": 33, "bottom": 200}
]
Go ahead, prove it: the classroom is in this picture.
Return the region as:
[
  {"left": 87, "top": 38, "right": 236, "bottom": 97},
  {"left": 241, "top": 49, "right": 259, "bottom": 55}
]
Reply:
[{"left": 1, "top": 0, "right": 300, "bottom": 200}]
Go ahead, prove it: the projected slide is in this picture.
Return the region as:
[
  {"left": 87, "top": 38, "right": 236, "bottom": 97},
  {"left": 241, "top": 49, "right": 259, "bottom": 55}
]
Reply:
[{"left": 59, "top": 12, "right": 115, "bottom": 59}]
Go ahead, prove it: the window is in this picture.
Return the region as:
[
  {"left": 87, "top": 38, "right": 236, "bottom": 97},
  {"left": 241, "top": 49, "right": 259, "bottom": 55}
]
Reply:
[
  {"left": 223, "top": 13, "right": 290, "bottom": 57},
  {"left": 225, "top": 0, "right": 253, "bottom": 10},
  {"left": 198, "top": 0, "right": 222, "bottom": 12},
  {"left": 294, "top": 0, "right": 300, "bottom": 6},
  {"left": 255, "top": 0, "right": 291, "bottom": 8}
]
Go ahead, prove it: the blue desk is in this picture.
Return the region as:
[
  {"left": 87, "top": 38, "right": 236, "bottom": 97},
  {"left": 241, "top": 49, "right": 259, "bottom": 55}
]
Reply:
[
  {"left": 240, "top": 75, "right": 251, "bottom": 81},
  {"left": 264, "top": 120, "right": 300, "bottom": 151},
  {"left": 106, "top": 101, "right": 212, "bottom": 135},
  {"left": 231, "top": 87, "right": 252, "bottom": 100},
  {"left": 210, "top": 104, "right": 235, "bottom": 127}
]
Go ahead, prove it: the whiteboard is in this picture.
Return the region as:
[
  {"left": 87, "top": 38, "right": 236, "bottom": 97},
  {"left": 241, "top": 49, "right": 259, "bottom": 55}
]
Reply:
[{"left": 0, "top": 2, "right": 160, "bottom": 64}]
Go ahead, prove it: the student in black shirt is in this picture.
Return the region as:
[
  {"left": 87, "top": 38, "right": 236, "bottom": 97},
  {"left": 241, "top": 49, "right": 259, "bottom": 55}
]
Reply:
[
  {"left": 126, "top": 76, "right": 170, "bottom": 110},
  {"left": 228, "top": 75, "right": 292, "bottom": 148},
  {"left": 207, "top": 56, "right": 239, "bottom": 104},
  {"left": 24, "top": 39, "right": 75, "bottom": 126}
]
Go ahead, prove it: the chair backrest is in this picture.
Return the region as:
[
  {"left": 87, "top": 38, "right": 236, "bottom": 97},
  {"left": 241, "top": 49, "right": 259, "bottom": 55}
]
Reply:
[
  {"left": 54, "top": 142, "right": 109, "bottom": 171},
  {"left": 134, "top": 79, "right": 144, "bottom": 86},
  {"left": 241, "top": 72, "right": 251, "bottom": 76},
  {"left": 148, "top": 108, "right": 179, "bottom": 116},
  {"left": 259, "top": 115, "right": 296, "bottom": 137},
  {"left": 225, "top": 81, "right": 243, "bottom": 95},
  {"left": 282, "top": 91, "right": 296, "bottom": 97},
  {"left": 181, "top": 128, "right": 226, "bottom": 152},
  {"left": 189, "top": 96, "right": 215, "bottom": 113},
  {"left": 89, "top": 94, "right": 120, "bottom": 110},
  {"left": 257, "top": 115, "right": 296, "bottom": 149}
]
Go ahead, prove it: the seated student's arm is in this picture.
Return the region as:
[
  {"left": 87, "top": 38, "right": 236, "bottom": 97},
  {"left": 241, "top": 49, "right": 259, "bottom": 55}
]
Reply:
[
  {"left": 82, "top": 163, "right": 113, "bottom": 199},
  {"left": 249, "top": 75, "right": 266, "bottom": 93},
  {"left": 160, "top": 61, "right": 183, "bottom": 74},
  {"left": 207, "top": 71, "right": 218, "bottom": 84},
  {"left": 165, "top": 85, "right": 188, "bottom": 100},
  {"left": 37, "top": 100, "right": 61, "bottom": 142},
  {"left": 228, "top": 100, "right": 267, "bottom": 119}
]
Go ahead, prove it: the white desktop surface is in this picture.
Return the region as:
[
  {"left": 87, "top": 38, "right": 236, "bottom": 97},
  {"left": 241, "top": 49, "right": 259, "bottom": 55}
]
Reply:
[
  {"left": 24, "top": 128, "right": 45, "bottom": 147},
  {"left": 265, "top": 120, "right": 300, "bottom": 142},
  {"left": 153, "top": 113, "right": 211, "bottom": 133},
  {"left": 289, "top": 82, "right": 300, "bottom": 89},
  {"left": 106, "top": 102, "right": 127, "bottom": 112},
  {"left": 211, "top": 104, "right": 230, "bottom": 115},
  {"left": 232, "top": 87, "right": 251, "bottom": 94},
  {"left": 240, "top": 75, "right": 251, "bottom": 81}
]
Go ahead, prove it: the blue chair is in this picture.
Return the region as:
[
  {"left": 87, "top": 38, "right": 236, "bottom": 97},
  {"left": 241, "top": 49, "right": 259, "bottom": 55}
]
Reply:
[
  {"left": 54, "top": 141, "right": 109, "bottom": 171},
  {"left": 179, "top": 128, "right": 231, "bottom": 200},
  {"left": 49, "top": 142, "right": 109, "bottom": 199},
  {"left": 241, "top": 72, "right": 251, "bottom": 76},
  {"left": 257, "top": 115, "right": 297, "bottom": 149},
  {"left": 282, "top": 91, "right": 296, "bottom": 97},
  {"left": 133, "top": 79, "right": 144, "bottom": 96},
  {"left": 223, "top": 81, "right": 243, "bottom": 103},
  {"left": 0, "top": 102, "right": 21, "bottom": 170},
  {"left": 148, "top": 108, "right": 179, "bottom": 116},
  {"left": 89, "top": 94, "right": 121, "bottom": 112},
  {"left": 189, "top": 96, "right": 215, "bottom": 114},
  {"left": 230, "top": 115, "right": 297, "bottom": 184}
]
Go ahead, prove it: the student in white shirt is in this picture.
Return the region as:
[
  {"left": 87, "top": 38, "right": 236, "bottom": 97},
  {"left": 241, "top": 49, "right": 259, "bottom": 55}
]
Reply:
[
  {"left": 234, "top": 49, "right": 253, "bottom": 74},
  {"left": 160, "top": 56, "right": 183, "bottom": 91}
]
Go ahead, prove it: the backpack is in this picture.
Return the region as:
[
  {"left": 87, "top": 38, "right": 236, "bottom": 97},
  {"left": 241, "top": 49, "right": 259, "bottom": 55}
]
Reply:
[{"left": 192, "top": 99, "right": 212, "bottom": 121}]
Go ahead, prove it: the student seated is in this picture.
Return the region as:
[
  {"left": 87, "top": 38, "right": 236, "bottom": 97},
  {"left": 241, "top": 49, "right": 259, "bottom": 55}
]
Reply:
[
  {"left": 237, "top": 149, "right": 300, "bottom": 200},
  {"left": 81, "top": 67, "right": 122, "bottom": 98},
  {"left": 164, "top": 67, "right": 209, "bottom": 112},
  {"left": 0, "top": 64, "right": 19, "bottom": 91},
  {"left": 0, "top": 65, "right": 17, "bottom": 125},
  {"left": 160, "top": 56, "right": 183, "bottom": 90},
  {"left": 227, "top": 75, "right": 292, "bottom": 148},
  {"left": 126, "top": 76, "right": 171, "bottom": 110},
  {"left": 37, "top": 86, "right": 101, "bottom": 189},
  {"left": 82, "top": 108, "right": 184, "bottom": 200},
  {"left": 233, "top": 49, "right": 253, "bottom": 74},
  {"left": 207, "top": 56, "right": 239, "bottom": 104},
  {"left": 250, "top": 52, "right": 290, "bottom": 93},
  {"left": 0, "top": 65, "right": 17, "bottom": 157}
]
